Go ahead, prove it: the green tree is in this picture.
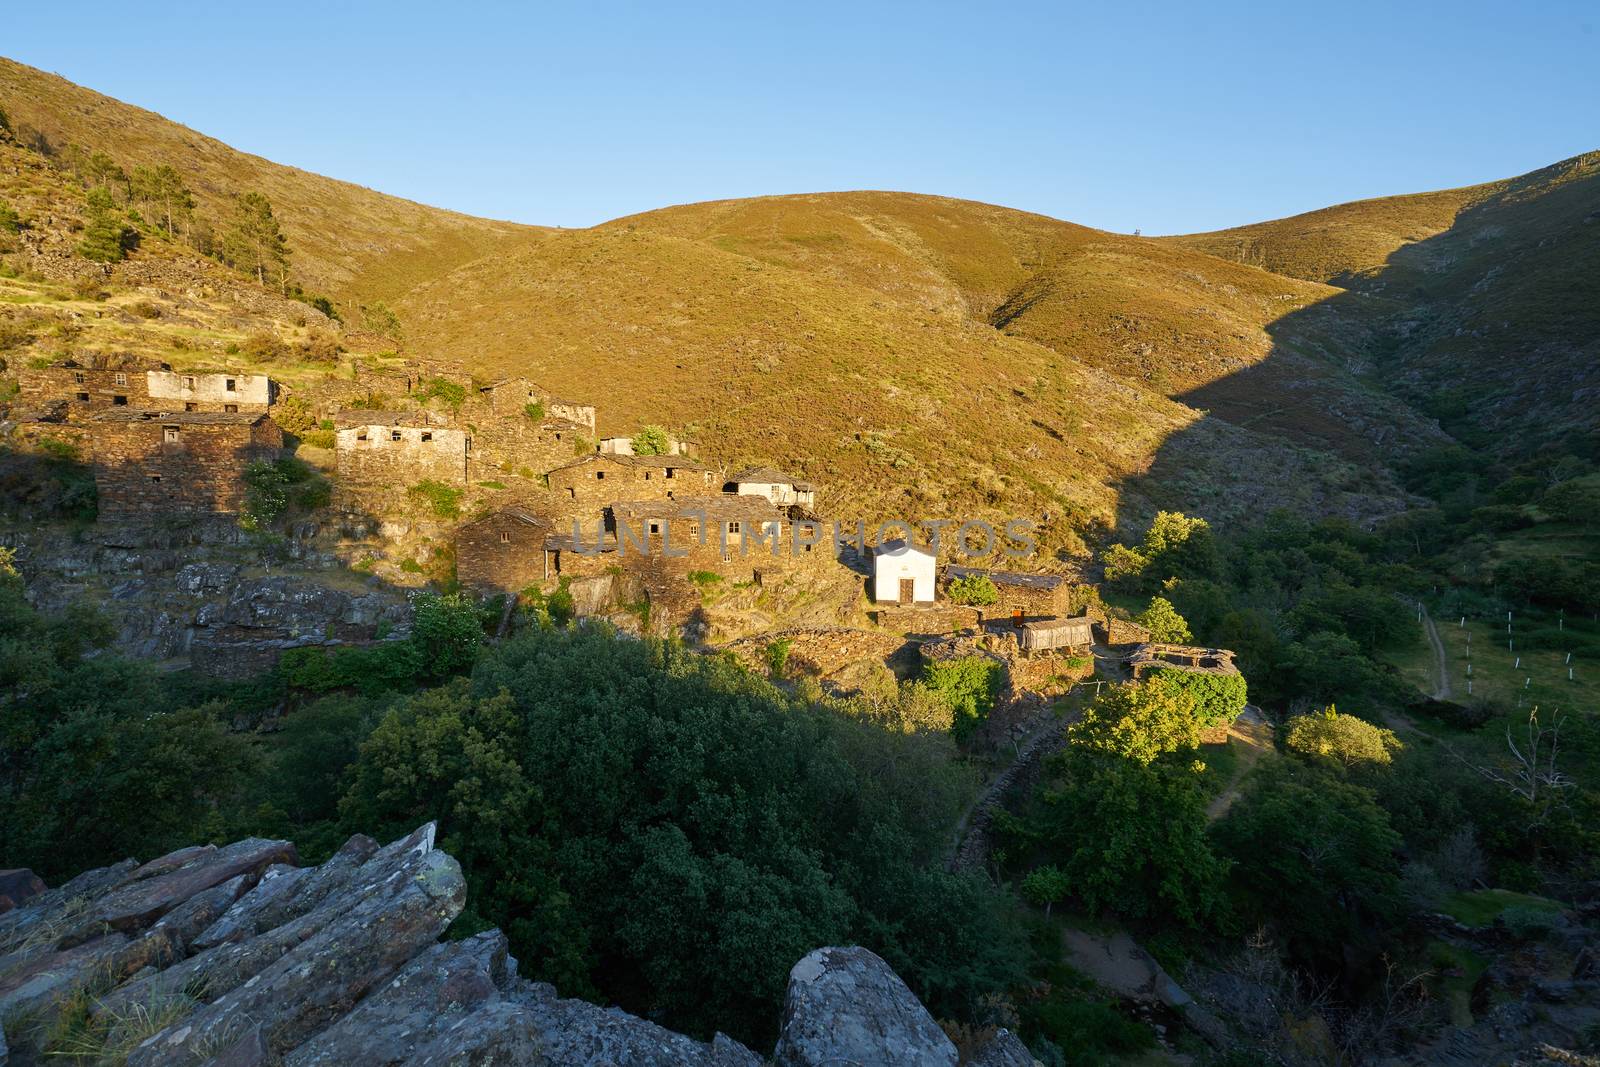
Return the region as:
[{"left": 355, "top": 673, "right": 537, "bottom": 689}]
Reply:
[
  {"left": 409, "top": 592, "right": 487, "bottom": 680},
  {"left": 1135, "top": 596, "right": 1192, "bottom": 643},
  {"left": 946, "top": 573, "right": 999, "bottom": 606},
  {"left": 0, "top": 200, "right": 20, "bottom": 235},
  {"left": 922, "top": 655, "right": 1004, "bottom": 741},
  {"left": 77, "top": 187, "right": 135, "bottom": 263},
  {"left": 1141, "top": 511, "right": 1220, "bottom": 582},
  {"left": 341, "top": 627, "right": 1023, "bottom": 1045},
  {"left": 630, "top": 425, "right": 671, "bottom": 455},
  {"left": 1284, "top": 706, "right": 1402, "bottom": 770},
  {"left": 1070, "top": 682, "right": 1201, "bottom": 765},
  {"left": 1020, "top": 864, "right": 1070, "bottom": 917},
  {"left": 82, "top": 151, "right": 128, "bottom": 199},
  {"left": 130, "top": 163, "right": 194, "bottom": 237},
  {"left": 1213, "top": 761, "right": 1402, "bottom": 963},
  {"left": 223, "top": 191, "right": 291, "bottom": 290}
]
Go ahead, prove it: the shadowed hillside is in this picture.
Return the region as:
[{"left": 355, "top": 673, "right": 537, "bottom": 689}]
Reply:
[
  {"left": 0, "top": 56, "right": 537, "bottom": 302},
  {"left": 1171, "top": 152, "right": 1600, "bottom": 455}
]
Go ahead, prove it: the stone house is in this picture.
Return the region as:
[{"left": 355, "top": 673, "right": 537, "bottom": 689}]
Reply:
[
  {"left": 545, "top": 453, "right": 718, "bottom": 512},
  {"left": 944, "top": 565, "right": 1072, "bottom": 622},
  {"left": 16, "top": 355, "right": 157, "bottom": 412},
  {"left": 871, "top": 539, "right": 937, "bottom": 604},
  {"left": 593, "top": 495, "right": 835, "bottom": 620},
  {"left": 90, "top": 410, "right": 283, "bottom": 518},
  {"left": 334, "top": 411, "right": 472, "bottom": 486},
  {"left": 725, "top": 466, "right": 817, "bottom": 509},
  {"left": 455, "top": 507, "right": 555, "bottom": 593},
  {"left": 477, "top": 377, "right": 596, "bottom": 430},
  {"left": 146, "top": 370, "right": 275, "bottom": 412}
]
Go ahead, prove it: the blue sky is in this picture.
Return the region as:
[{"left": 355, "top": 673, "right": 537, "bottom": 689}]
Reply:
[{"left": 6, "top": 1, "right": 1596, "bottom": 233}]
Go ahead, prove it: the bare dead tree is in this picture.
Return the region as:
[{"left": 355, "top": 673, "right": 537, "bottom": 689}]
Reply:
[{"left": 1453, "top": 708, "right": 1574, "bottom": 828}]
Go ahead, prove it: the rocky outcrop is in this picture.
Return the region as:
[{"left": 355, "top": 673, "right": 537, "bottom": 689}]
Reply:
[
  {"left": 774, "top": 946, "right": 958, "bottom": 1067},
  {"left": 0, "top": 830, "right": 998, "bottom": 1066}
]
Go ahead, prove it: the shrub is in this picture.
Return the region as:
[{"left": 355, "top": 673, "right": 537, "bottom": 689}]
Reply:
[
  {"left": 241, "top": 331, "right": 287, "bottom": 361},
  {"left": 408, "top": 480, "right": 462, "bottom": 518},
  {"left": 1135, "top": 596, "right": 1191, "bottom": 642},
  {"left": 129, "top": 300, "right": 161, "bottom": 319},
  {"left": 1141, "top": 667, "right": 1247, "bottom": 729},
  {"left": 240, "top": 460, "right": 290, "bottom": 531},
  {"left": 923, "top": 656, "right": 1004, "bottom": 741},
  {"left": 0, "top": 200, "right": 20, "bottom": 234},
  {"left": 417, "top": 377, "right": 467, "bottom": 409},
  {"left": 947, "top": 573, "right": 999, "bottom": 606},
  {"left": 630, "top": 424, "right": 671, "bottom": 455},
  {"left": 766, "top": 637, "right": 793, "bottom": 679},
  {"left": 1285, "top": 706, "right": 1402, "bottom": 769},
  {"left": 296, "top": 330, "right": 343, "bottom": 363},
  {"left": 523, "top": 401, "right": 545, "bottom": 421}
]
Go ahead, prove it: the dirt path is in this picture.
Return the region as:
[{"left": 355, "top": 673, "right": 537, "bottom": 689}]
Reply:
[
  {"left": 1203, "top": 705, "right": 1273, "bottom": 822},
  {"left": 1421, "top": 602, "right": 1452, "bottom": 700}
]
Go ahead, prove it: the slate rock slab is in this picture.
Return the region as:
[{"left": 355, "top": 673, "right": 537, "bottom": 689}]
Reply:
[{"left": 773, "top": 946, "right": 958, "bottom": 1067}]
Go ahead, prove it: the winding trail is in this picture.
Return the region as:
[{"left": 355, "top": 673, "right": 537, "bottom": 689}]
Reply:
[{"left": 1421, "top": 602, "right": 1452, "bottom": 700}]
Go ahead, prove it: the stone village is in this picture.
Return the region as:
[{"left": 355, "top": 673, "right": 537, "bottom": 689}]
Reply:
[{"left": 4, "top": 353, "right": 1241, "bottom": 739}]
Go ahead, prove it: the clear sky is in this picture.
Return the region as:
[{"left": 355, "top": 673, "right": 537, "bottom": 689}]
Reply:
[{"left": 5, "top": 1, "right": 1597, "bottom": 233}]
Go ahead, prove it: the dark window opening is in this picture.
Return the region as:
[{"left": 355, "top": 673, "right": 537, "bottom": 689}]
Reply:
[
  {"left": 150, "top": 475, "right": 162, "bottom": 483},
  {"left": 73, "top": 372, "right": 86, "bottom": 384},
  {"left": 223, "top": 404, "right": 238, "bottom": 413},
  {"left": 421, "top": 432, "right": 433, "bottom": 442},
  {"left": 595, "top": 470, "right": 605, "bottom": 480},
  {"left": 113, "top": 395, "right": 128, "bottom": 406},
  {"left": 225, "top": 378, "right": 236, "bottom": 391},
  {"left": 356, "top": 430, "right": 368, "bottom": 441},
  {"left": 391, "top": 431, "right": 403, "bottom": 442},
  {"left": 76, "top": 392, "right": 90, "bottom": 402},
  {"left": 185, "top": 402, "right": 198, "bottom": 411}
]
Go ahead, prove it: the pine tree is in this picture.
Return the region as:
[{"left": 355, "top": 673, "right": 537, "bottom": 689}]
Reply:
[
  {"left": 223, "top": 191, "right": 290, "bottom": 291},
  {"left": 130, "top": 164, "right": 194, "bottom": 237},
  {"left": 77, "top": 187, "right": 133, "bottom": 263}
]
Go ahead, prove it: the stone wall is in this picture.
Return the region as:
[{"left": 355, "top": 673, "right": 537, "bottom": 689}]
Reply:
[
  {"left": 335, "top": 424, "right": 471, "bottom": 486},
  {"left": 456, "top": 510, "right": 554, "bottom": 593},
  {"left": 872, "top": 602, "right": 982, "bottom": 636},
  {"left": 146, "top": 369, "right": 273, "bottom": 411},
  {"left": 547, "top": 454, "right": 719, "bottom": 513},
  {"left": 92, "top": 413, "right": 282, "bottom": 517},
  {"left": 16, "top": 364, "right": 148, "bottom": 412}
]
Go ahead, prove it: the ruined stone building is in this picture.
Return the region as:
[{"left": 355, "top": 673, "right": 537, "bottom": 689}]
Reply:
[
  {"left": 334, "top": 411, "right": 473, "bottom": 486},
  {"left": 476, "top": 376, "right": 596, "bottom": 430},
  {"left": 725, "top": 466, "right": 816, "bottom": 510},
  {"left": 943, "top": 565, "right": 1074, "bottom": 621},
  {"left": 598, "top": 435, "right": 696, "bottom": 457},
  {"left": 545, "top": 453, "right": 718, "bottom": 512},
  {"left": 15, "top": 355, "right": 157, "bottom": 412},
  {"left": 455, "top": 507, "right": 555, "bottom": 593},
  {"left": 90, "top": 410, "right": 283, "bottom": 518},
  {"left": 146, "top": 369, "right": 275, "bottom": 412}
]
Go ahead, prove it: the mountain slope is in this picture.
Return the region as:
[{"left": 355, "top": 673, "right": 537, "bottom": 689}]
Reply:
[
  {"left": 1171, "top": 152, "right": 1600, "bottom": 452},
  {"left": 0, "top": 56, "right": 537, "bottom": 302}
]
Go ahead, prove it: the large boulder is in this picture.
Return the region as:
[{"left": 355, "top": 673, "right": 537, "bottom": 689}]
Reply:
[
  {"left": 0, "top": 871, "right": 47, "bottom": 914},
  {"left": 773, "top": 946, "right": 958, "bottom": 1067}
]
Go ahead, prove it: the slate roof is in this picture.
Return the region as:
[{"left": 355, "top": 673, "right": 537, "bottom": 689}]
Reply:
[
  {"left": 91, "top": 410, "right": 272, "bottom": 427},
  {"left": 872, "top": 538, "right": 935, "bottom": 557},
  {"left": 547, "top": 452, "right": 712, "bottom": 475},
  {"left": 945, "top": 565, "right": 1066, "bottom": 591}
]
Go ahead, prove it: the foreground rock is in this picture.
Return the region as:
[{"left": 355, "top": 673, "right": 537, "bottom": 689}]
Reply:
[
  {"left": 774, "top": 946, "right": 959, "bottom": 1067},
  {"left": 0, "top": 829, "right": 996, "bottom": 1066}
]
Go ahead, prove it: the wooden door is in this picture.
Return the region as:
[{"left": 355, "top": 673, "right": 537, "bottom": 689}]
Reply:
[{"left": 900, "top": 578, "right": 916, "bottom": 604}]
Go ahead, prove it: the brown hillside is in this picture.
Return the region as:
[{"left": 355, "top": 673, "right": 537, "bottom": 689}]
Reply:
[{"left": 0, "top": 56, "right": 537, "bottom": 302}]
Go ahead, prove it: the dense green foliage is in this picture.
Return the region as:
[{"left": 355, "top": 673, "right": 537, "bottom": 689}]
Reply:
[
  {"left": 1284, "top": 706, "right": 1402, "bottom": 768},
  {"left": 947, "top": 573, "right": 1000, "bottom": 606},
  {"left": 222, "top": 190, "right": 290, "bottom": 290},
  {"left": 1140, "top": 667, "right": 1248, "bottom": 729},
  {"left": 407, "top": 479, "right": 463, "bottom": 518},
  {"left": 922, "top": 655, "right": 1004, "bottom": 740},
  {"left": 340, "top": 627, "right": 1024, "bottom": 1044},
  {"left": 629, "top": 424, "right": 671, "bottom": 455},
  {"left": 76, "top": 186, "right": 136, "bottom": 262}
]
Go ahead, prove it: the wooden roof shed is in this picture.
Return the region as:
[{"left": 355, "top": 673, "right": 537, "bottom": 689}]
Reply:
[{"left": 1018, "top": 616, "right": 1094, "bottom": 652}]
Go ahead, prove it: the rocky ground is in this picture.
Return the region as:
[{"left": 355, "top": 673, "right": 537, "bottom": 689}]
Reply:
[{"left": 0, "top": 827, "right": 1034, "bottom": 1066}]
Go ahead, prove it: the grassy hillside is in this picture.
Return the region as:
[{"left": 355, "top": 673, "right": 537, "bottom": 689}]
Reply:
[
  {"left": 1167, "top": 184, "right": 1489, "bottom": 286},
  {"left": 0, "top": 56, "right": 536, "bottom": 303},
  {"left": 1169, "top": 152, "right": 1600, "bottom": 455},
  {"left": 399, "top": 212, "right": 1412, "bottom": 535}
]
